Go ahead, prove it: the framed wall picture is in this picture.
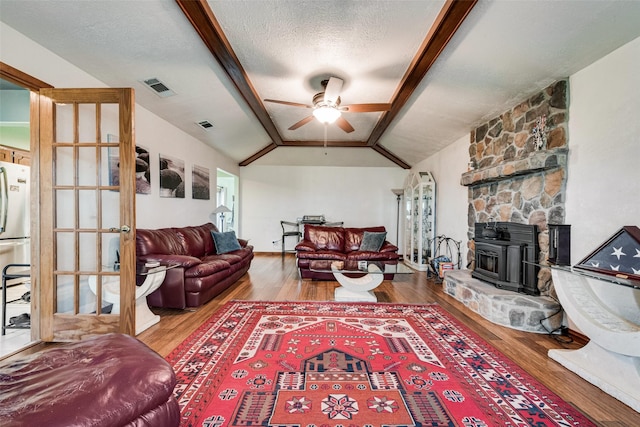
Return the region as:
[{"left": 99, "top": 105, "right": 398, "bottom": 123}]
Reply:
[
  {"left": 107, "top": 134, "right": 151, "bottom": 195},
  {"left": 134, "top": 145, "right": 151, "bottom": 194},
  {"left": 159, "top": 154, "right": 185, "bottom": 198},
  {"left": 192, "top": 164, "right": 210, "bottom": 200}
]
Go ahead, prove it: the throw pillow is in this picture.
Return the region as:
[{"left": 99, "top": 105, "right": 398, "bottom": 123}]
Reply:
[
  {"left": 211, "top": 230, "right": 242, "bottom": 254},
  {"left": 359, "top": 231, "right": 387, "bottom": 252}
]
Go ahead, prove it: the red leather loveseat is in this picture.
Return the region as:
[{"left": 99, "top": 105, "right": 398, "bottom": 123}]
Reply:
[
  {"left": 295, "top": 225, "right": 399, "bottom": 280},
  {"left": 136, "top": 223, "right": 253, "bottom": 308}
]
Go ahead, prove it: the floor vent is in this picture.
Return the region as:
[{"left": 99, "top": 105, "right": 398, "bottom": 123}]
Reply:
[
  {"left": 197, "top": 120, "right": 214, "bottom": 131},
  {"left": 141, "top": 77, "right": 176, "bottom": 98}
]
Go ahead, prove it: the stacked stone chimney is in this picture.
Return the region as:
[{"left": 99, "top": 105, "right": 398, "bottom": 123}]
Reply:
[{"left": 460, "top": 79, "right": 569, "bottom": 295}]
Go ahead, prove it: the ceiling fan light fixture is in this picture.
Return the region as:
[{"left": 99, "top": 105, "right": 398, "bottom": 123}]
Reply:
[{"left": 313, "top": 105, "right": 341, "bottom": 124}]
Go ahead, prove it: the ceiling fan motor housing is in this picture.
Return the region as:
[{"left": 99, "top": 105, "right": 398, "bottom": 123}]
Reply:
[{"left": 313, "top": 92, "right": 341, "bottom": 108}]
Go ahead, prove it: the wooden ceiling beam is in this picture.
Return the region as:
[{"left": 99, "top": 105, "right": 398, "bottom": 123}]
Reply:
[
  {"left": 372, "top": 145, "right": 411, "bottom": 169},
  {"left": 367, "top": 0, "right": 478, "bottom": 147},
  {"left": 176, "top": 0, "right": 283, "bottom": 146},
  {"left": 178, "top": 0, "right": 476, "bottom": 168},
  {"left": 238, "top": 143, "right": 278, "bottom": 167}
]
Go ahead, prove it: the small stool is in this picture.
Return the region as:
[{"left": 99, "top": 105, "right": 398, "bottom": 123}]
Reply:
[{"left": 0, "top": 333, "right": 179, "bottom": 427}]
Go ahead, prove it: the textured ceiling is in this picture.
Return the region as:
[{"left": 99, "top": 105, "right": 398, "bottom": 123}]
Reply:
[{"left": 1, "top": 0, "right": 640, "bottom": 168}]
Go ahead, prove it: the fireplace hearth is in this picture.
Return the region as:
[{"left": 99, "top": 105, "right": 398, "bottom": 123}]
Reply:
[{"left": 472, "top": 222, "right": 540, "bottom": 295}]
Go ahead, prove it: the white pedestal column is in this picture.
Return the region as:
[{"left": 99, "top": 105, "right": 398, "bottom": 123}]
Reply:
[
  {"left": 550, "top": 269, "right": 640, "bottom": 411},
  {"left": 88, "top": 265, "right": 167, "bottom": 335},
  {"left": 332, "top": 264, "right": 383, "bottom": 302},
  {"left": 549, "top": 342, "right": 640, "bottom": 412}
]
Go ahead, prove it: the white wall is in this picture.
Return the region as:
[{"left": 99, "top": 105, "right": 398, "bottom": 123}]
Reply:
[
  {"left": 410, "top": 37, "right": 640, "bottom": 274},
  {"left": 0, "top": 88, "right": 29, "bottom": 122},
  {"left": 240, "top": 166, "right": 407, "bottom": 252},
  {"left": 410, "top": 135, "right": 470, "bottom": 269},
  {"left": 567, "top": 36, "right": 640, "bottom": 261},
  {"left": 0, "top": 22, "right": 239, "bottom": 230},
  {"left": 134, "top": 107, "right": 240, "bottom": 229},
  {"left": 0, "top": 89, "right": 30, "bottom": 150},
  {"left": 6, "top": 18, "right": 638, "bottom": 262}
]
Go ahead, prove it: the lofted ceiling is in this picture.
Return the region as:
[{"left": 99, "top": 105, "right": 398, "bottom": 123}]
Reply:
[{"left": 1, "top": 0, "right": 640, "bottom": 168}]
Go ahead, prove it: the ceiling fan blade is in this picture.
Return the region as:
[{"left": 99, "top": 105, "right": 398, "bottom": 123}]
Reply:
[
  {"left": 342, "top": 103, "right": 392, "bottom": 113},
  {"left": 264, "top": 99, "right": 311, "bottom": 108},
  {"left": 288, "top": 115, "right": 315, "bottom": 130},
  {"left": 335, "top": 116, "right": 355, "bottom": 133},
  {"left": 323, "top": 77, "right": 343, "bottom": 105}
]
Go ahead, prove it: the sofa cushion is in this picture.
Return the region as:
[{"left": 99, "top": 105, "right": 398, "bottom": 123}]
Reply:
[
  {"left": 206, "top": 253, "right": 243, "bottom": 265},
  {"left": 296, "top": 250, "right": 346, "bottom": 261},
  {"left": 379, "top": 241, "right": 400, "bottom": 253},
  {"left": 178, "top": 223, "right": 216, "bottom": 257},
  {"left": 360, "top": 231, "right": 387, "bottom": 252},
  {"left": 344, "top": 226, "right": 387, "bottom": 252},
  {"left": 184, "top": 259, "right": 231, "bottom": 278},
  {"left": 346, "top": 251, "right": 400, "bottom": 262},
  {"left": 212, "top": 230, "right": 242, "bottom": 254},
  {"left": 309, "top": 259, "right": 344, "bottom": 271},
  {"left": 136, "top": 228, "right": 187, "bottom": 256},
  {"left": 304, "top": 225, "right": 345, "bottom": 252},
  {"left": 144, "top": 254, "right": 203, "bottom": 269}
]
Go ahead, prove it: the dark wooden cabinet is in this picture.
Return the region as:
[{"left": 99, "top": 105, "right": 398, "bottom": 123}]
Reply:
[{"left": 0, "top": 145, "right": 30, "bottom": 166}]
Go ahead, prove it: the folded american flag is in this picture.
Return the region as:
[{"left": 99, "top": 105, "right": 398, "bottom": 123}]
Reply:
[{"left": 575, "top": 226, "right": 640, "bottom": 281}]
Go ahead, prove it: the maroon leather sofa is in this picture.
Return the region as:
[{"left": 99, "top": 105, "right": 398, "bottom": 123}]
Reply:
[
  {"left": 295, "top": 225, "right": 399, "bottom": 280},
  {"left": 1, "top": 333, "right": 179, "bottom": 427},
  {"left": 136, "top": 223, "right": 253, "bottom": 308}
]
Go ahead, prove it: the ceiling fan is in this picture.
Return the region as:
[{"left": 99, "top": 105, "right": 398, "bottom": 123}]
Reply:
[{"left": 264, "top": 77, "right": 391, "bottom": 133}]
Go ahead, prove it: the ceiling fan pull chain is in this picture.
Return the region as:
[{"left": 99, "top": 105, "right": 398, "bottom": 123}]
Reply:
[{"left": 324, "top": 124, "right": 328, "bottom": 155}]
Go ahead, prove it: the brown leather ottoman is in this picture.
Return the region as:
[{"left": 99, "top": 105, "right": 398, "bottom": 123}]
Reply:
[{"left": 0, "top": 333, "right": 179, "bottom": 427}]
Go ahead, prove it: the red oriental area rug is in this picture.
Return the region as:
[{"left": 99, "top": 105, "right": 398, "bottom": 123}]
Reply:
[{"left": 166, "top": 301, "right": 594, "bottom": 427}]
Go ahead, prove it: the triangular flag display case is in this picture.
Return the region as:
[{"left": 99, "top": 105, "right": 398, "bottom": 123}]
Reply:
[{"left": 574, "top": 226, "right": 640, "bottom": 283}]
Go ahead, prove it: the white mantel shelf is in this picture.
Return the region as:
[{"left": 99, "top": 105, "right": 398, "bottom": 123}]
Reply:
[{"left": 460, "top": 148, "right": 568, "bottom": 187}]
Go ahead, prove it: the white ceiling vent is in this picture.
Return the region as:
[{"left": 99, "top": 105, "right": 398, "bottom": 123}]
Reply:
[
  {"left": 141, "top": 77, "right": 176, "bottom": 98},
  {"left": 197, "top": 120, "right": 214, "bottom": 131}
]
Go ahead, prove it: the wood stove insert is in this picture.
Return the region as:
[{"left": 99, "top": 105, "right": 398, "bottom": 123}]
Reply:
[{"left": 472, "top": 222, "right": 540, "bottom": 295}]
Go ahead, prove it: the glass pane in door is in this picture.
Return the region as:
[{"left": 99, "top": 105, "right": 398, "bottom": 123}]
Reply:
[{"left": 52, "top": 99, "right": 122, "bottom": 317}]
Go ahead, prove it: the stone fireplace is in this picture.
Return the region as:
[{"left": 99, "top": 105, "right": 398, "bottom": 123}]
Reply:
[
  {"left": 442, "top": 80, "right": 569, "bottom": 333},
  {"left": 461, "top": 79, "right": 569, "bottom": 296}
]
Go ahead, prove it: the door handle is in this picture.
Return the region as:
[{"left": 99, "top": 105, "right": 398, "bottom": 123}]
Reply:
[{"left": 109, "top": 225, "right": 131, "bottom": 233}]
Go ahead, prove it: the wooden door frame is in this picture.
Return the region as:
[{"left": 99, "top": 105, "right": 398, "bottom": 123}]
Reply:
[
  {"left": 0, "top": 62, "right": 52, "bottom": 343},
  {"left": 38, "top": 88, "right": 136, "bottom": 340},
  {"left": 1, "top": 63, "right": 137, "bottom": 342}
]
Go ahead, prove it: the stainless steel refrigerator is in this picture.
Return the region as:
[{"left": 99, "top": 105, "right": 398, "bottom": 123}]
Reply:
[{"left": 0, "top": 161, "right": 30, "bottom": 270}]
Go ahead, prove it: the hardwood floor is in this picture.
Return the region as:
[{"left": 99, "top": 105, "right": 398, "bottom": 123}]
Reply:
[
  {"left": 137, "top": 253, "right": 638, "bottom": 426},
  {"left": 4, "top": 254, "right": 634, "bottom": 425}
]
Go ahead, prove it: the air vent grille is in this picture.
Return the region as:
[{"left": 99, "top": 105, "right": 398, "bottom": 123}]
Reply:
[
  {"left": 141, "top": 77, "right": 176, "bottom": 98},
  {"left": 197, "top": 120, "right": 214, "bottom": 131}
]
